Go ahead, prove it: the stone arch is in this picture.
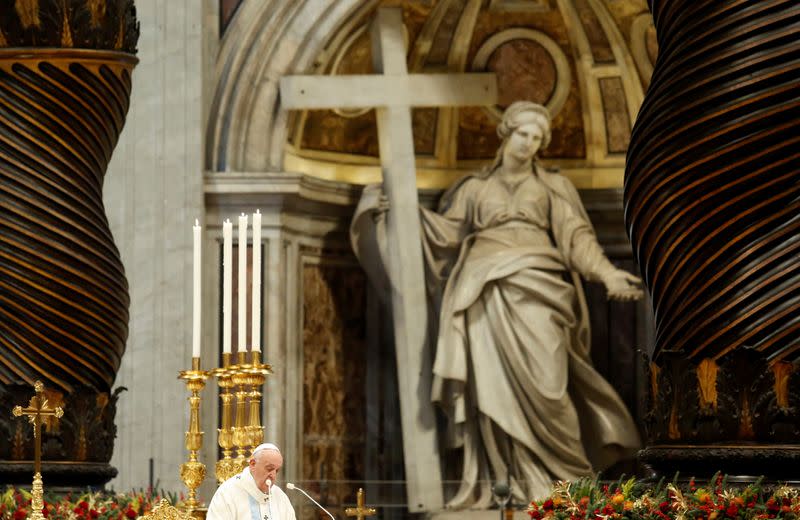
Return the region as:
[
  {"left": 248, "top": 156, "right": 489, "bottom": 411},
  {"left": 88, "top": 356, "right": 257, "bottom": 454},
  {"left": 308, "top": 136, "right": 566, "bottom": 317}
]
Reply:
[{"left": 206, "top": 0, "right": 376, "bottom": 172}]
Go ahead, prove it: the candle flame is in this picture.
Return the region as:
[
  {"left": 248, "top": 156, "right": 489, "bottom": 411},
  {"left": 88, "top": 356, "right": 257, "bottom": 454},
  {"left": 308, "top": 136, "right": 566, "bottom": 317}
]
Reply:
[{"left": 194, "top": 219, "right": 199, "bottom": 226}]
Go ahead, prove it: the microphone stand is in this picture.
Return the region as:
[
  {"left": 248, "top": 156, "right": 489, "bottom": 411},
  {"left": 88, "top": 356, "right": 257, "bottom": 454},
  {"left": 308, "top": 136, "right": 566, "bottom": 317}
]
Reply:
[
  {"left": 266, "top": 480, "right": 273, "bottom": 520},
  {"left": 287, "top": 483, "right": 335, "bottom": 520}
]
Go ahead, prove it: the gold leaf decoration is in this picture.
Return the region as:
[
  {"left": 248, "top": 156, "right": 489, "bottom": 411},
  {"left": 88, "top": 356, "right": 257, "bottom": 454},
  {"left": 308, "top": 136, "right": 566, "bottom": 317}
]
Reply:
[
  {"left": 649, "top": 362, "right": 660, "bottom": 405},
  {"left": 772, "top": 362, "right": 793, "bottom": 411},
  {"left": 696, "top": 358, "right": 718, "bottom": 412},
  {"left": 115, "top": 15, "right": 124, "bottom": 50},
  {"left": 86, "top": 0, "right": 107, "bottom": 27},
  {"left": 1, "top": 0, "right": 138, "bottom": 53},
  {"left": 15, "top": 0, "right": 41, "bottom": 29},
  {"left": 140, "top": 499, "right": 192, "bottom": 520},
  {"left": 60, "top": 0, "right": 73, "bottom": 47}
]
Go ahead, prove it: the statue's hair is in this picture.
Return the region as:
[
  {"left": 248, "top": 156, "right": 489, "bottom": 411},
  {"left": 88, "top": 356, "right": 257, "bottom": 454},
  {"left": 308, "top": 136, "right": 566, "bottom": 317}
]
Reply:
[
  {"left": 497, "top": 101, "right": 552, "bottom": 146},
  {"left": 485, "top": 101, "right": 552, "bottom": 175}
]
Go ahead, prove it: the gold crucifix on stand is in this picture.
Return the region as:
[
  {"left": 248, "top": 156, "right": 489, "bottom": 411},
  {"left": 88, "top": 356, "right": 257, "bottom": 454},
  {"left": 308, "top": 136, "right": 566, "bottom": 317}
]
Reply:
[
  {"left": 344, "top": 488, "right": 377, "bottom": 520},
  {"left": 12, "top": 381, "right": 64, "bottom": 520}
]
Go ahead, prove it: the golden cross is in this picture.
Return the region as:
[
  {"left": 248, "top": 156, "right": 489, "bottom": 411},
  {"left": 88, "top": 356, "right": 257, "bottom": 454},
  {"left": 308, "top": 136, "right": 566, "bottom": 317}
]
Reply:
[
  {"left": 344, "top": 488, "right": 377, "bottom": 520},
  {"left": 12, "top": 381, "right": 64, "bottom": 475}
]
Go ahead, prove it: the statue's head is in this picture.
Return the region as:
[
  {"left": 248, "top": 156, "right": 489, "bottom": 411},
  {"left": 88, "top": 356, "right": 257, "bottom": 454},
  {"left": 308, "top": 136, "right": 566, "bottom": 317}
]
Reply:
[{"left": 497, "top": 101, "right": 552, "bottom": 150}]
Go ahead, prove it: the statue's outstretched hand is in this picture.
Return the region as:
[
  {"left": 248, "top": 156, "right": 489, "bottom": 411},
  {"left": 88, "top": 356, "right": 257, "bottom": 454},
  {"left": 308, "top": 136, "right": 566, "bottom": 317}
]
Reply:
[{"left": 603, "top": 269, "right": 644, "bottom": 302}]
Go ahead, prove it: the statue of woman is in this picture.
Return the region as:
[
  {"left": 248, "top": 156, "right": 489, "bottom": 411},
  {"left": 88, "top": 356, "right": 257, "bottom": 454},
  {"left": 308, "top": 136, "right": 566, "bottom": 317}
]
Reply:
[{"left": 351, "top": 101, "right": 643, "bottom": 507}]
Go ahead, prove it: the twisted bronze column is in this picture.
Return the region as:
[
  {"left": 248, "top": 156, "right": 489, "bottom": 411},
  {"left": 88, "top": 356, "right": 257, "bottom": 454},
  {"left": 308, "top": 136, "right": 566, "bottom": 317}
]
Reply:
[
  {"left": 625, "top": 0, "right": 800, "bottom": 478},
  {"left": 0, "top": 1, "right": 138, "bottom": 487}
]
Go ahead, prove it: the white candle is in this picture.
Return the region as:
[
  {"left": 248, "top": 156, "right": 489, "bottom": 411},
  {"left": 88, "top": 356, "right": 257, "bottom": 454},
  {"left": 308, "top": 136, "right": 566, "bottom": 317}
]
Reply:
[
  {"left": 192, "top": 219, "right": 201, "bottom": 359},
  {"left": 238, "top": 213, "right": 248, "bottom": 352},
  {"left": 222, "top": 219, "right": 233, "bottom": 354},
  {"left": 251, "top": 210, "right": 262, "bottom": 353}
]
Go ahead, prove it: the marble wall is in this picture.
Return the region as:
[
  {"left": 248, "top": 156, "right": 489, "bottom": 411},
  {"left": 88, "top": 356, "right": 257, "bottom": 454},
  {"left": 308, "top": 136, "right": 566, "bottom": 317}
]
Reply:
[{"left": 103, "top": 0, "right": 214, "bottom": 493}]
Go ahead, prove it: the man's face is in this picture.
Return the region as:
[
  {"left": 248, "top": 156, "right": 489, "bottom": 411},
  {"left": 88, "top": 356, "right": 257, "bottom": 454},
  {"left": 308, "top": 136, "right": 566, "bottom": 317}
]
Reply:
[{"left": 249, "top": 449, "right": 283, "bottom": 493}]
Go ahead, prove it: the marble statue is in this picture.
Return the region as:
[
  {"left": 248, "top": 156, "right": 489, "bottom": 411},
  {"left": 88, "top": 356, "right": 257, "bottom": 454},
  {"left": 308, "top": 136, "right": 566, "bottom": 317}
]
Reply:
[{"left": 351, "top": 101, "right": 643, "bottom": 507}]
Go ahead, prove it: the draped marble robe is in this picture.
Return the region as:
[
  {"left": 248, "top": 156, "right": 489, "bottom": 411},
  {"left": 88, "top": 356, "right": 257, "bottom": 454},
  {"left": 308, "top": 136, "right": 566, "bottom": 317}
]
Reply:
[{"left": 351, "top": 165, "right": 640, "bottom": 506}]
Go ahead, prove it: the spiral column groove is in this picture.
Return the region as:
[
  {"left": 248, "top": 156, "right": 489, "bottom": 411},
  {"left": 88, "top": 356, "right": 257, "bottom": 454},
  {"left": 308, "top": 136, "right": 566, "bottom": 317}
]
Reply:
[
  {"left": 625, "top": 1, "right": 800, "bottom": 363},
  {"left": 0, "top": 49, "right": 135, "bottom": 393}
]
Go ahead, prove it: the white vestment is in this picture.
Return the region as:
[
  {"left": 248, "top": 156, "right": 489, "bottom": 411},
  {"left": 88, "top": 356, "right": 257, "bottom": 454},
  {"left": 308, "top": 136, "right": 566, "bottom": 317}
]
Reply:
[{"left": 207, "top": 468, "right": 296, "bottom": 520}]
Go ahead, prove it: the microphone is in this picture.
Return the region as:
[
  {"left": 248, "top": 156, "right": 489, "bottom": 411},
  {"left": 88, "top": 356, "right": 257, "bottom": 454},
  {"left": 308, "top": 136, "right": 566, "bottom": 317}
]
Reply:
[
  {"left": 265, "top": 479, "right": 273, "bottom": 520},
  {"left": 286, "top": 483, "right": 335, "bottom": 520}
]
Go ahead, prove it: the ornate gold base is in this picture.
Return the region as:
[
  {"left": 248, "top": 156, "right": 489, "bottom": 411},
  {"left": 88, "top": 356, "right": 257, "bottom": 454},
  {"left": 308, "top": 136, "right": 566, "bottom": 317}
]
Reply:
[
  {"left": 28, "top": 472, "right": 45, "bottom": 520},
  {"left": 214, "top": 457, "right": 241, "bottom": 484},
  {"left": 179, "top": 361, "right": 209, "bottom": 510},
  {"left": 179, "top": 505, "right": 207, "bottom": 519}
]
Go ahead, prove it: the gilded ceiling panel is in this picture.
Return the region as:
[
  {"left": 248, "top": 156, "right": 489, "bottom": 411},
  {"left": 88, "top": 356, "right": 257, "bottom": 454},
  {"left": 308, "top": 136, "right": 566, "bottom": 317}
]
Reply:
[{"left": 285, "top": 0, "right": 655, "bottom": 188}]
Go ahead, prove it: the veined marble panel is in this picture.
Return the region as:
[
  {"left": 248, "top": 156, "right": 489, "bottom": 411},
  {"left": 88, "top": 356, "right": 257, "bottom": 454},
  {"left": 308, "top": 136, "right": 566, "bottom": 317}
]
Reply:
[{"left": 104, "top": 0, "right": 206, "bottom": 494}]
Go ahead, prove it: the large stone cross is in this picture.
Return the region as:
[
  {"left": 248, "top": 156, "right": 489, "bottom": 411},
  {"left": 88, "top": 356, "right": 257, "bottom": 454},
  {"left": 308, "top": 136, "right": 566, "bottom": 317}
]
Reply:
[{"left": 280, "top": 7, "right": 497, "bottom": 512}]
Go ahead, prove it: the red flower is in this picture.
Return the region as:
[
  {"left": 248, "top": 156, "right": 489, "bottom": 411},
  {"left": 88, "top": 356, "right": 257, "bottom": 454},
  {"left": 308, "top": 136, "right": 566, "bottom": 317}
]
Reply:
[
  {"left": 659, "top": 502, "right": 670, "bottom": 513},
  {"left": 529, "top": 509, "right": 542, "bottom": 519},
  {"left": 90, "top": 509, "right": 100, "bottom": 518},
  {"left": 726, "top": 505, "right": 739, "bottom": 517},
  {"left": 125, "top": 507, "right": 138, "bottom": 519},
  {"left": 79, "top": 501, "right": 89, "bottom": 510},
  {"left": 767, "top": 499, "right": 780, "bottom": 512},
  {"left": 14, "top": 510, "right": 28, "bottom": 520},
  {"left": 542, "top": 500, "right": 554, "bottom": 510}
]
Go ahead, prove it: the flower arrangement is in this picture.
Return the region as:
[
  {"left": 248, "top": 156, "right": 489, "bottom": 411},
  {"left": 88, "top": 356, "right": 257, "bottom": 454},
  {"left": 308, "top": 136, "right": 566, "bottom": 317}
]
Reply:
[
  {"left": 528, "top": 475, "right": 800, "bottom": 520},
  {"left": 0, "top": 486, "right": 179, "bottom": 520}
]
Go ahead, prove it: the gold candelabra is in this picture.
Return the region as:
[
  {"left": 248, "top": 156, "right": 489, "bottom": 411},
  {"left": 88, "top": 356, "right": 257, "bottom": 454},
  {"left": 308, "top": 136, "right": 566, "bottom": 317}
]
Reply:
[
  {"left": 212, "top": 350, "right": 272, "bottom": 483},
  {"left": 212, "top": 353, "right": 237, "bottom": 484},
  {"left": 178, "top": 358, "right": 210, "bottom": 513},
  {"left": 230, "top": 351, "right": 251, "bottom": 472},
  {"left": 243, "top": 351, "right": 272, "bottom": 449},
  {"left": 178, "top": 349, "right": 271, "bottom": 493}
]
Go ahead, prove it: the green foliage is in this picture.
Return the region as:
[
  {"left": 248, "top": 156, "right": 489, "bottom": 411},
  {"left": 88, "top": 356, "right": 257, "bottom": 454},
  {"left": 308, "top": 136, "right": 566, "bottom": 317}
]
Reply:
[
  {"left": 527, "top": 475, "right": 800, "bottom": 520},
  {"left": 0, "top": 485, "right": 180, "bottom": 519}
]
